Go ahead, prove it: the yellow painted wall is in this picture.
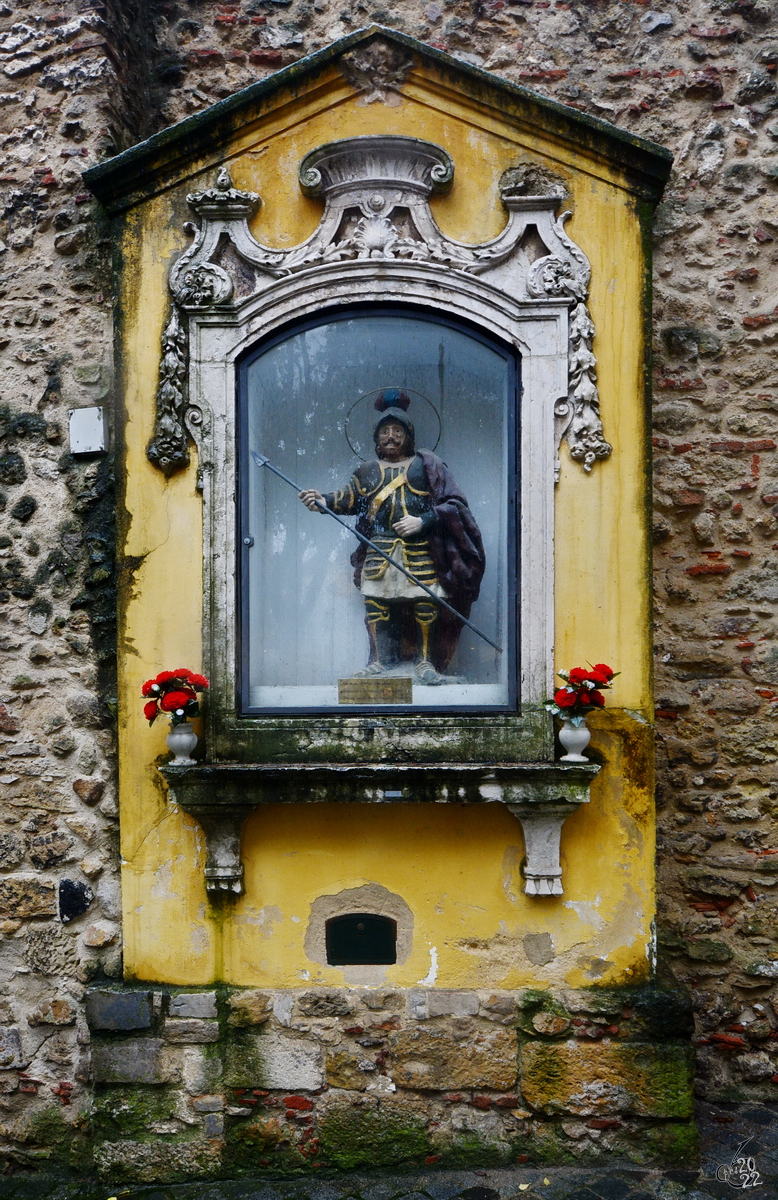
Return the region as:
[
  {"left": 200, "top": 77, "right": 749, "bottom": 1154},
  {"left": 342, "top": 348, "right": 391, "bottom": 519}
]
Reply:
[{"left": 117, "top": 62, "right": 654, "bottom": 989}]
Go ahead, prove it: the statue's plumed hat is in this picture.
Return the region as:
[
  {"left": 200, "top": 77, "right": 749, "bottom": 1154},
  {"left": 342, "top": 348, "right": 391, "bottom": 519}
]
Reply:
[{"left": 373, "top": 388, "right": 414, "bottom": 445}]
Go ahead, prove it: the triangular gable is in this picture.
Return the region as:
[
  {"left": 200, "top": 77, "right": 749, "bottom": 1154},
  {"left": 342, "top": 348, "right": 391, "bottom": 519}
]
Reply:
[{"left": 84, "top": 24, "right": 672, "bottom": 214}]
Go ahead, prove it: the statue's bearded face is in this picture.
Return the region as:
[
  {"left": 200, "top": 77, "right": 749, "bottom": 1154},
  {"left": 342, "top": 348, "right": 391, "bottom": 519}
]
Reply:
[{"left": 376, "top": 420, "right": 411, "bottom": 461}]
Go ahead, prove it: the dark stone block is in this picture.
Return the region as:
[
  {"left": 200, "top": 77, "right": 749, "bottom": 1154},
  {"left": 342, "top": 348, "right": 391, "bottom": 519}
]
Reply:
[
  {"left": 10, "top": 494, "right": 37, "bottom": 523},
  {"left": 91, "top": 1037, "right": 168, "bottom": 1083},
  {"left": 0, "top": 452, "right": 26, "bottom": 486},
  {"left": 58, "top": 878, "right": 94, "bottom": 923},
  {"left": 590, "top": 1180, "right": 632, "bottom": 1200},
  {"left": 0, "top": 1026, "right": 24, "bottom": 1069},
  {"left": 86, "top": 989, "right": 152, "bottom": 1032},
  {"left": 631, "top": 984, "right": 695, "bottom": 1041}
]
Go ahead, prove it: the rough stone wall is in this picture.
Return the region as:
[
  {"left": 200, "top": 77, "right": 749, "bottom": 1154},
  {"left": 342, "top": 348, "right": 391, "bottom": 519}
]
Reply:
[
  {"left": 82, "top": 983, "right": 694, "bottom": 1182},
  {"left": 0, "top": 0, "right": 122, "bottom": 1180},
  {"left": 1, "top": 0, "right": 778, "bottom": 1185}
]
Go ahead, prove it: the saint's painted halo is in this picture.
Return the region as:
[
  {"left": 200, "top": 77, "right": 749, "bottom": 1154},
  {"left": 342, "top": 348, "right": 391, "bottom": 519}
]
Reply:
[{"left": 344, "top": 386, "right": 442, "bottom": 461}]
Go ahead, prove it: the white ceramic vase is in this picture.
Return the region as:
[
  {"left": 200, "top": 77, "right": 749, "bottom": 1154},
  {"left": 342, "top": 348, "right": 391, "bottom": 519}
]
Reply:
[
  {"left": 166, "top": 720, "right": 198, "bottom": 766},
  {"left": 558, "top": 715, "right": 591, "bottom": 762}
]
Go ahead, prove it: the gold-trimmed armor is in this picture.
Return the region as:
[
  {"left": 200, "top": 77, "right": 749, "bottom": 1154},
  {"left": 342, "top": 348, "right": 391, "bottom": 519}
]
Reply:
[
  {"left": 324, "top": 459, "right": 445, "bottom": 603},
  {"left": 323, "top": 456, "right": 444, "bottom": 680}
]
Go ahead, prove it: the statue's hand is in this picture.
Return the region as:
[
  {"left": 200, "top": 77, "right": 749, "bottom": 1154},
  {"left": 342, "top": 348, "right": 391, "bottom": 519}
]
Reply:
[
  {"left": 393, "top": 515, "right": 423, "bottom": 538},
  {"left": 299, "top": 489, "right": 326, "bottom": 512}
]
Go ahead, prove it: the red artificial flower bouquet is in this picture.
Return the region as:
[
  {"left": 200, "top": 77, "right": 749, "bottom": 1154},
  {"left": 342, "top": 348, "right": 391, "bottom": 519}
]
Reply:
[
  {"left": 544, "top": 663, "right": 618, "bottom": 727},
  {"left": 142, "top": 668, "right": 210, "bottom": 726}
]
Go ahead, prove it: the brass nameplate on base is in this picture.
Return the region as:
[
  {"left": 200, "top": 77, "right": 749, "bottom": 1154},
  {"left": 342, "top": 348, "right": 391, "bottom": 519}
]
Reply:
[{"left": 338, "top": 676, "right": 413, "bottom": 705}]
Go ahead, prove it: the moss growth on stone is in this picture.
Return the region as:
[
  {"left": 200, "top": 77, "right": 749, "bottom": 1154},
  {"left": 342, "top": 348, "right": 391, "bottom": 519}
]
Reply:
[
  {"left": 517, "top": 988, "right": 553, "bottom": 1009},
  {"left": 226, "top": 1116, "right": 311, "bottom": 1176},
  {"left": 685, "top": 938, "right": 734, "bottom": 963},
  {"left": 514, "top": 988, "right": 571, "bottom": 1036},
  {"left": 92, "top": 1086, "right": 188, "bottom": 1144},
  {"left": 436, "top": 1133, "right": 513, "bottom": 1168},
  {"left": 223, "top": 1030, "right": 268, "bottom": 1088},
  {"left": 630, "top": 984, "right": 694, "bottom": 1040},
  {"left": 23, "top": 1106, "right": 83, "bottom": 1168},
  {"left": 318, "top": 1105, "right": 429, "bottom": 1170},
  {"left": 549, "top": 982, "right": 694, "bottom": 1043},
  {"left": 520, "top": 1122, "right": 580, "bottom": 1166},
  {"left": 94, "top": 1137, "right": 222, "bottom": 1184},
  {"left": 634, "top": 1120, "right": 699, "bottom": 1166},
  {"left": 629, "top": 1044, "right": 695, "bottom": 1118},
  {"left": 215, "top": 707, "right": 552, "bottom": 765},
  {"left": 521, "top": 1041, "right": 694, "bottom": 1120}
]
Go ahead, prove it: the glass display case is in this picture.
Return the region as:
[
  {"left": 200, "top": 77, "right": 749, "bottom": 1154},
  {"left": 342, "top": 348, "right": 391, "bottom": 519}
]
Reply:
[{"left": 238, "top": 307, "right": 519, "bottom": 713}]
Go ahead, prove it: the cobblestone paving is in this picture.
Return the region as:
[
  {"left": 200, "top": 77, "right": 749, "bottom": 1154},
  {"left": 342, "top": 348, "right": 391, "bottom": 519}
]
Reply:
[{"left": 4, "top": 1102, "right": 777, "bottom": 1200}]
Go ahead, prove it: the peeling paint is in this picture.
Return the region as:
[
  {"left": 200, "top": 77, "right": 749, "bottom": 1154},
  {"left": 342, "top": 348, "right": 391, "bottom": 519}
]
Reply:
[
  {"left": 150, "top": 862, "right": 177, "bottom": 901},
  {"left": 563, "top": 897, "right": 606, "bottom": 932},
  {"left": 258, "top": 905, "right": 284, "bottom": 938},
  {"left": 190, "top": 923, "right": 209, "bottom": 956},
  {"left": 418, "top": 946, "right": 438, "bottom": 985}
]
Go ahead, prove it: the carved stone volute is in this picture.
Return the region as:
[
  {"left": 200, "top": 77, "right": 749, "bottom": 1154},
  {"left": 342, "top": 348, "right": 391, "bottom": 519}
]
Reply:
[{"left": 298, "top": 136, "right": 454, "bottom": 199}]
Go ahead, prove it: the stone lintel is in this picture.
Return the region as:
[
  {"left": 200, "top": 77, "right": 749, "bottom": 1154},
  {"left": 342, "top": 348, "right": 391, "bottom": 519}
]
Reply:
[{"left": 160, "top": 759, "right": 599, "bottom": 808}]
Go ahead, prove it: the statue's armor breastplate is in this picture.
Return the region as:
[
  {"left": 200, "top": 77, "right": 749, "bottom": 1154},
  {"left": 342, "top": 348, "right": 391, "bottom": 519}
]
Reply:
[
  {"left": 364, "top": 459, "right": 432, "bottom": 537},
  {"left": 324, "top": 455, "right": 442, "bottom": 598}
]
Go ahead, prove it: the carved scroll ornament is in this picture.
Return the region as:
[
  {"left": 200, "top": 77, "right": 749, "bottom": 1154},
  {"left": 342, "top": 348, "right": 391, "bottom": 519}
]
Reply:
[
  {"left": 147, "top": 307, "right": 189, "bottom": 476},
  {"left": 147, "top": 136, "right": 612, "bottom": 478},
  {"left": 527, "top": 214, "right": 612, "bottom": 474}
]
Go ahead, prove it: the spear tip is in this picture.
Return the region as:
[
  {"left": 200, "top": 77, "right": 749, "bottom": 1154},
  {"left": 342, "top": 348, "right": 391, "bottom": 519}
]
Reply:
[{"left": 251, "top": 451, "right": 269, "bottom": 468}]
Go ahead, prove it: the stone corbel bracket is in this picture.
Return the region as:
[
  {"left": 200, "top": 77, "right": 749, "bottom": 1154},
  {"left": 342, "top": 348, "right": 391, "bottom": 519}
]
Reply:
[
  {"left": 477, "top": 770, "right": 596, "bottom": 897},
  {"left": 178, "top": 799, "right": 251, "bottom": 897},
  {"left": 160, "top": 761, "right": 599, "bottom": 900},
  {"left": 148, "top": 136, "right": 611, "bottom": 478}
]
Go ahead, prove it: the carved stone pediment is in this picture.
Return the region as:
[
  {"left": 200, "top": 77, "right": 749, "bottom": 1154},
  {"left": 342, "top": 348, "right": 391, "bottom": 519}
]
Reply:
[{"left": 149, "top": 134, "right": 611, "bottom": 478}]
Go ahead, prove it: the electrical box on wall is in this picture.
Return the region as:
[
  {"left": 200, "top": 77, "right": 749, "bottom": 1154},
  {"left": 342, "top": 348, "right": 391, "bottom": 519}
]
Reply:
[{"left": 68, "top": 406, "right": 107, "bottom": 455}]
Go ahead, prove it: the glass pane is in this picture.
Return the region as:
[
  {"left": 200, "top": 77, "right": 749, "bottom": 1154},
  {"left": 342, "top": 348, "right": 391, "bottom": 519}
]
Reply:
[{"left": 241, "top": 311, "right": 516, "bottom": 710}]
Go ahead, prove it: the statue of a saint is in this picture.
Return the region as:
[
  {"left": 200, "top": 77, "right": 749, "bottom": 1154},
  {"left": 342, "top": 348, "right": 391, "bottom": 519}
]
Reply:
[{"left": 299, "top": 390, "right": 485, "bottom": 684}]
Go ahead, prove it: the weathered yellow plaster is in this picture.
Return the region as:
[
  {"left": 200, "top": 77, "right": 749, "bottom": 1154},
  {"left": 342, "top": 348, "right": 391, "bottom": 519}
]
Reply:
[
  {"left": 225, "top": 715, "right": 652, "bottom": 989},
  {"left": 117, "top": 61, "right": 655, "bottom": 987}
]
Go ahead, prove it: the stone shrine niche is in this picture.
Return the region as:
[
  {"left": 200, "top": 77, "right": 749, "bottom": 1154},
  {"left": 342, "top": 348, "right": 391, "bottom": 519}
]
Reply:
[
  {"left": 147, "top": 134, "right": 617, "bottom": 746},
  {"left": 84, "top": 27, "right": 670, "bottom": 991},
  {"left": 79, "top": 29, "right": 687, "bottom": 1174}
]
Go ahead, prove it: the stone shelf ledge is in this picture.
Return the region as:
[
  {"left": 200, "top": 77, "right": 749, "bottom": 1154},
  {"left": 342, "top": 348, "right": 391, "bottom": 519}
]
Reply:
[{"left": 160, "top": 761, "right": 600, "bottom": 899}]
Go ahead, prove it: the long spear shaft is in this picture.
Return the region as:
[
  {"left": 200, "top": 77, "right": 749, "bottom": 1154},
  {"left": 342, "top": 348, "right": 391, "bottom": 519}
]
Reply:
[{"left": 251, "top": 451, "right": 502, "bottom": 654}]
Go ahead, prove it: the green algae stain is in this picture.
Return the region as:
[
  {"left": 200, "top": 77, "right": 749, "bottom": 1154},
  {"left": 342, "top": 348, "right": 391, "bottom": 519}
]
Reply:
[{"left": 318, "top": 1105, "right": 429, "bottom": 1170}]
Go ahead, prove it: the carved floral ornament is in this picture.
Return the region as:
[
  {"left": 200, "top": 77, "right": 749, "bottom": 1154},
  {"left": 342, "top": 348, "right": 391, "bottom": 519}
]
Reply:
[
  {"left": 147, "top": 136, "right": 612, "bottom": 479},
  {"left": 336, "top": 40, "right": 414, "bottom": 105}
]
